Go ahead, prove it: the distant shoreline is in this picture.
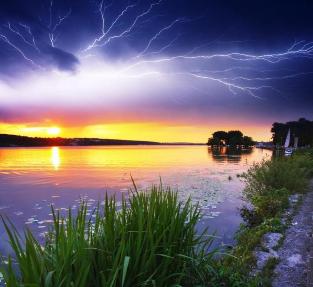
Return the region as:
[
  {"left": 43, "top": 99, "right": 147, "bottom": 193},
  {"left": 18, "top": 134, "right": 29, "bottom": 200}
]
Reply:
[{"left": 0, "top": 134, "right": 205, "bottom": 147}]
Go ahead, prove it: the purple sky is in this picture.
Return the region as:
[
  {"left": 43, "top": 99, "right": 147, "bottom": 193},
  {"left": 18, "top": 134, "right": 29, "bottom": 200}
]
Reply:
[{"left": 0, "top": 0, "right": 313, "bottom": 141}]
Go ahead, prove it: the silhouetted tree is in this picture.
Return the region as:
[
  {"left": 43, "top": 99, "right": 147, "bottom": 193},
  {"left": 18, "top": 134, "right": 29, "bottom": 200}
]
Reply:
[
  {"left": 227, "top": 130, "right": 243, "bottom": 146},
  {"left": 208, "top": 131, "right": 228, "bottom": 145},
  {"left": 242, "top": 136, "right": 254, "bottom": 147},
  {"left": 207, "top": 137, "right": 221, "bottom": 146},
  {"left": 271, "top": 118, "right": 313, "bottom": 147},
  {"left": 207, "top": 130, "right": 254, "bottom": 147}
]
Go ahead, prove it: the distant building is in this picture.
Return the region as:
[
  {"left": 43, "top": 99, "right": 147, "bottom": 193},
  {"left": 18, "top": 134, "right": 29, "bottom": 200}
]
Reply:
[{"left": 255, "top": 142, "right": 274, "bottom": 149}]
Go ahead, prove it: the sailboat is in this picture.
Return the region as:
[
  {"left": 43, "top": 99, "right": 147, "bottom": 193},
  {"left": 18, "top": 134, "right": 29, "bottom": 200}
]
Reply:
[{"left": 284, "top": 128, "right": 293, "bottom": 156}]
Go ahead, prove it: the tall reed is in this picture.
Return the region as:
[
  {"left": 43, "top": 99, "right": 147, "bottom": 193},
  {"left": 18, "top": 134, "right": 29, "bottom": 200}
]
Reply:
[{"left": 1, "top": 185, "right": 216, "bottom": 287}]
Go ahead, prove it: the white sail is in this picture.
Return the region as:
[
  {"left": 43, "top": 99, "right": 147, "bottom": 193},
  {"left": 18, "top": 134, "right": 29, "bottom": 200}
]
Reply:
[{"left": 284, "top": 128, "right": 291, "bottom": 148}]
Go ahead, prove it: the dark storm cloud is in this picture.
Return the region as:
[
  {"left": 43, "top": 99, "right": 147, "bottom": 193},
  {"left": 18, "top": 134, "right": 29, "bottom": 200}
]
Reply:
[
  {"left": 0, "top": 0, "right": 313, "bottom": 125},
  {"left": 1, "top": 1, "right": 313, "bottom": 56},
  {"left": 41, "top": 46, "right": 79, "bottom": 71},
  {"left": 0, "top": 0, "right": 79, "bottom": 72},
  {"left": 1, "top": 0, "right": 313, "bottom": 64}
]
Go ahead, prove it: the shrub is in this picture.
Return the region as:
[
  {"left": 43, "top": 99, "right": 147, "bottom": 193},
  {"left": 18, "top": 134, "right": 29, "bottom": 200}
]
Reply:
[
  {"left": 242, "top": 155, "right": 313, "bottom": 201},
  {"left": 241, "top": 187, "right": 290, "bottom": 227},
  {"left": 240, "top": 154, "right": 313, "bottom": 226}
]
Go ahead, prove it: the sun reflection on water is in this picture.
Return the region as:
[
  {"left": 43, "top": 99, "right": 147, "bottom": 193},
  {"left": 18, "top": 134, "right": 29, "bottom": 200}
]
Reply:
[{"left": 51, "top": 147, "right": 60, "bottom": 170}]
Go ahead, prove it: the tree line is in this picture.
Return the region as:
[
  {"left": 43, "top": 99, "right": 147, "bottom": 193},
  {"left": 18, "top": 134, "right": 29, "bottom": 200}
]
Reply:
[{"left": 0, "top": 134, "right": 159, "bottom": 147}]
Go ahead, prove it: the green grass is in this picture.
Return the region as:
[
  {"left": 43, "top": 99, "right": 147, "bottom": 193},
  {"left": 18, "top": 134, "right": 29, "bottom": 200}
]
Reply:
[
  {"left": 1, "top": 184, "right": 221, "bottom": 287},
  {"left": 294, "top": 147, "right": 313, "bottom": 159},
  {"left": 243, "top": 155, "right": 313, "bottom": 200},
  {"left": 226, "top": 152, "right": 313, "bottom": 286}
]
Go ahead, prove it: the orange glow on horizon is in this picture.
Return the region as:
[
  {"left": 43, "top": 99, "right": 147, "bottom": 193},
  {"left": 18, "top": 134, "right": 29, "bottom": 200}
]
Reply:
[{"left": 0, "top": 121, "right": 273, "bottom": 142}]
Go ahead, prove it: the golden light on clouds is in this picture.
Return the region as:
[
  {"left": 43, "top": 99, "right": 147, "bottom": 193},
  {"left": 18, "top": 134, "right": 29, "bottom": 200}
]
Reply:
[{"left": 17, "top": 126, "right": 61, "bottom": 137}]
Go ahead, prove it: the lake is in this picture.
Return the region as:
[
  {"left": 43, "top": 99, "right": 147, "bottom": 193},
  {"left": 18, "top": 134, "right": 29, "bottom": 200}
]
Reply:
[{"left": 0, "top": 146, "right": 271, "bottom": 254}]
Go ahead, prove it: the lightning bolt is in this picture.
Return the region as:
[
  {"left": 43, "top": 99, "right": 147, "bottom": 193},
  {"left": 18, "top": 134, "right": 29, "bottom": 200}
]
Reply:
[
  {"left": 93, "top": 0, "right": 164, "bottom": 48},
  {"left": 134, "top": 18, "right": 184, "bottom": 58},
  {"left": 114, "top": 40, "right": 313, "bottom": 99},
  {"left": 48, "top": 0, "right": 72, "bottom": 47},
  {"left": 6, "top": 22, "right": 40, "bottom": 52},
  {"left": 183, "top": 72, "right": 272, "bottom": 99},
  {"left": 83, "top": 1, "right": 136, "bottom": 52},
  {"left": 18, "top": 23, "right": 40, "bottom": 53},
  {"left": 144, "top": 34, "right": 181, "bottom": 57},
  {"left": 0, "top": 34, "right": 42, "bottom": 68},
  {"left": 226, "top": 71, "right": 313, "bottom": 82},
  {"left": 123, "top": 41, "right": 313, "bottom": 70},
  {"left": 120, "top": 69, "right": 274, "bottom": 99}
]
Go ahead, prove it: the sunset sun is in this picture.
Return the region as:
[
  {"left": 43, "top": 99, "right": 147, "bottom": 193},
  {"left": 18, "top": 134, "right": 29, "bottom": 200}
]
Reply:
[{"left": 47, "top": 127, "right": 61, "bottom": 136}]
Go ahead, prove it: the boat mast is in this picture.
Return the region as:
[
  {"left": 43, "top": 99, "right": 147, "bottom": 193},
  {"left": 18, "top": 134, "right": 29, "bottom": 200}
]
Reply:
[{"left": 284, "top": 129, "right": 291, "bottom": 148}]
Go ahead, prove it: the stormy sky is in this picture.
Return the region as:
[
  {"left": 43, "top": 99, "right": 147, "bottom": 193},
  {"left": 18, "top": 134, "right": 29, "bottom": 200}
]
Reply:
[{"left": 0, "top": 0, "right": 313, "bottom": 141}]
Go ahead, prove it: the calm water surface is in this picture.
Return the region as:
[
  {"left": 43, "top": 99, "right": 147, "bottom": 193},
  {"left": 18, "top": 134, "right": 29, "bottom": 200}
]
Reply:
[{"left": 0, "top": 146, "right": 271, "bottom": 253}]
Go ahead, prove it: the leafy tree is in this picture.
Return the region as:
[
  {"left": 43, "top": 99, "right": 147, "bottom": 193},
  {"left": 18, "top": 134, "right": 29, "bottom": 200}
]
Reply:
[
  {"left": 242, "top": 136, "right": 254, "bottom": 147},
  {"left": 228, "top": 130, "right": 244, "bottom": 146},
  {"left": 207, "top": 130, "right": 253, "bottom": 147},
  {"left": 271, "top": 118, "right": 313, "bottom": 147},
  {"left": 212, "top": 131, "right": 228, "bottom": 145},
  {"left": 207, "top": 137, "right": 220, "bottom": 146}
]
